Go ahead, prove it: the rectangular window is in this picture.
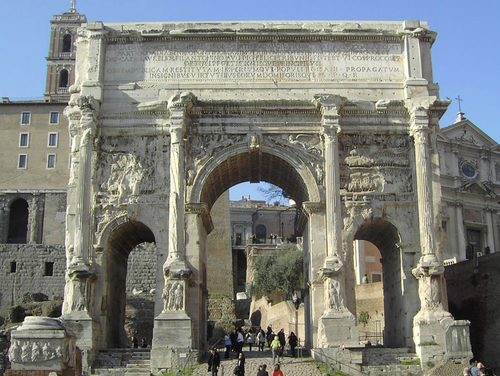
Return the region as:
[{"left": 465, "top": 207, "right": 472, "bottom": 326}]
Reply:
[
  {"left": 21, "top": 112, "right": 31, "bottom": 125},
  {"left": 47, "top": 154, "right": 56, "bottom": 169},
  {"left": 48, "top": 132, "right": 58, "bottom": 147},
  {"left": 49, "top": 112, "right": 59, "bottom": 124},
  {"left": 18, "top": 154, "right": 27, "bottom": 169},
  {"left": 44, "top": 262, "right": 54, "bottom": 276},
  {"left": 10, "top": 262, "right": 17, "bottom": 273},
  {"left": 19, "top": 133, "right": 30, "bottom": 148}
]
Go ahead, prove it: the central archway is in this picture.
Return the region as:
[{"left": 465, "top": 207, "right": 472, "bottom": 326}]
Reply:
[
  {"left": 195, "top": 147, "right": 317, "bottom": 211},
  {"left": 189, "top": 146, "right": 320, "bottom": 347}
]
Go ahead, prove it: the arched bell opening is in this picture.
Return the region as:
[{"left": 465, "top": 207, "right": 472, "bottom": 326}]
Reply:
[
  {"left": 104, "top": 220, "right": 156, "bottom": 348},
  {"left": 354, "top": 218, "right": 405, "bottom": 348}
]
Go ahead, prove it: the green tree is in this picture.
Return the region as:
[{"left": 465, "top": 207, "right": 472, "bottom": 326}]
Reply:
[{"left": 248, "top": 242, "right": 303, "bottom": 297}]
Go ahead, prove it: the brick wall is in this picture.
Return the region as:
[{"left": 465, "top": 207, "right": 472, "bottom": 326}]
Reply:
[
  {"left": 0, "top": 244, "right": 65, "bottom": 319},
  {"left": 444, "top": 252, "right": 500, "bottom": 374},
  {"left": 125, "top": 242, "right": 157, "bottom": 296}
]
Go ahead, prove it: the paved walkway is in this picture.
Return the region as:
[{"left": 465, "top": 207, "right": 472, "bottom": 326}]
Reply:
[{"left": 190, "top": 349, "right": 325, "bottom": 376}]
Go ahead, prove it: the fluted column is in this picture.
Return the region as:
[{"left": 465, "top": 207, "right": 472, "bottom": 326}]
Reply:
[
  {"left": 162, "top": 93, "right": 196, "bottom": 280},
  {"left": 485, "top": 206, "right": 495, "bottom": 253},
  {"left": 313, "top": 94, "right": 358, "bottom": 347},
  {"left": 410, "top": 119, "right": 438, "bottom": 266},
  {"left": 455, "top": 203, "right": 466, "bottom": 259},
  {"left": 407, "top": 100, "right": 453, "bottom": 365},
  {"left": 62, "top": 99, "right": 99, "bottom": 316}
]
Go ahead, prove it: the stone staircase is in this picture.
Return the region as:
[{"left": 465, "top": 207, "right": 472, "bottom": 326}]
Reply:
[
  {"left": 358, "top": 347, "right": 423, "bottom": 376},
  {"left": 91, "top": 348, "right": 151, "bottom": 376}
]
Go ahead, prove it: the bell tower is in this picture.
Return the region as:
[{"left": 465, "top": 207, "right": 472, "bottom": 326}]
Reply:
[{"left": 44, "top": 1, "right": 86, "bottom": 102}]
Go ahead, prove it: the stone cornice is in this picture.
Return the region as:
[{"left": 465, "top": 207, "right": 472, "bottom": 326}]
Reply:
[{"left": 105, "top": 31, "right": 404, "bottom": 45}]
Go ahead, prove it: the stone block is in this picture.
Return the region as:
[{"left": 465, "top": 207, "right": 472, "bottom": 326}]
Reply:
[{"left": 8, "top": 317, "right": 78, "bottom": 374}]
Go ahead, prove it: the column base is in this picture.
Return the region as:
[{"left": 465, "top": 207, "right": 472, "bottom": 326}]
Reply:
[
  {"left": 413, "top": 310, "right": 471, "bottom": 369},
  {"left": 61, "top": 312, "right": 98, "bottom": 375},
  {"left": 318, "top": 310, "right": 359, "bottom": 347},
  {"left": 150, "top": 311, "right": 197, "bottom": 372}
]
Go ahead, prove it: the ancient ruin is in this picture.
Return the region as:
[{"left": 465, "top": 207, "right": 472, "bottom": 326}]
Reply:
[{"left": 5, "top": 18, "right": 475, "bottom": 375}]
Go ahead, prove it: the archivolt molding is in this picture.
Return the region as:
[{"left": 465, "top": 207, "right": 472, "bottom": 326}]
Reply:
[
  {"left": 94, "top": 213, "right": 129, "bottom": 249},
  {"left": 342, "top": 203, "right": 413, "bottom": 248},
  {"left": 187, "top": 140, "right": 321, "bottom": 206}
]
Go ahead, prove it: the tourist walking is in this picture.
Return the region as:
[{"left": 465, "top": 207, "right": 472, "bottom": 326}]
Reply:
[
  {"left": 234, "top": 351, "right": 245, "bottom": 376},
  {"left": 224, "top": 332, "right": 232, "bottom": 359},
  {"left": 287, "top": 331, "right": 298, "bottom": 358},
  {"left": 246, "top": 329, "right": 255, "bottom": 351},
  {"left": 266, "top": 326, "right": 273, "bottom": 347},
  {"left": 271, "top": 364, "right": 284, "bottom": 376},
  {"left": 270, "top": 336, "right": 282, "bottom": 365},
  {"left": 208, "top": 348, "right": 221, "bottom": 376},
  {"left": 257, "top": 364, "right": 269, "bottom": 376},
  {"left": 470, "top": 358, "right": 480, "bottom": 376},
  {"left": 257, "top": 329, "right": 266, "bottom": 351},
  {"left": 236, "top": 328, "right": 245, "bottom": 354},
  {"left": 277, "top": 329, "right": 286, "bottom": 348}
]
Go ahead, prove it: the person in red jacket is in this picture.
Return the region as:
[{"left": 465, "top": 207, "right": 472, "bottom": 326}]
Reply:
[{"left": 271, "top": 363, "right": 283, "bottom": 376}]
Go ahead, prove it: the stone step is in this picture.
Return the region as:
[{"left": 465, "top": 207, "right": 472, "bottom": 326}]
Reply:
[{"left": 91, "top": 349, "right": 151, "bottom": 376}]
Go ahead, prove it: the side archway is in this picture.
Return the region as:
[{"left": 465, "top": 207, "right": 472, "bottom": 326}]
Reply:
[
  {"left": 103, "top": 220, "right": 156, "bottom": 348},
  {"left": 352, "top": 218, "right": 416, "bottom": 348}
]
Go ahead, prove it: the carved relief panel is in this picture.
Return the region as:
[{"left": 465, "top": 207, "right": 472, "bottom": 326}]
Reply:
[
  {"left": 97, "top": 135, "right": 170, "bottom": 206},
  {"left": 339, "top": 134, "right": 413, "bottom": 196}
]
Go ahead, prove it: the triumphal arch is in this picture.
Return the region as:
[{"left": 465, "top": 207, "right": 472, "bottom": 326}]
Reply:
[{"left": 58, "top": 19, "right": 471, "bottom": 373}]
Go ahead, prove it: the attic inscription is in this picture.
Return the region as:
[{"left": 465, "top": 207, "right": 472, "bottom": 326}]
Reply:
[{"left": 104, "top": 41, "right": 404, "bottom": 83}]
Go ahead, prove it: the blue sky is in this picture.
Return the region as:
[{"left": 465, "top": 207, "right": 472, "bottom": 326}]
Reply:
[{"left": 1, "top": 0, "right": 498, "bottom": 201}]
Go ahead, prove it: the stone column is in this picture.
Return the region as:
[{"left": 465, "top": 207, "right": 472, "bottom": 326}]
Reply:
[
  {"left": 27, "top": 196, "right": 39, "bottom": 244},
  {"left": 163, "top": 93, "right": 196, "bottom": 277},
  {"left": 313, "top": 95, "right": 358, "bottom": 348},
  {"left": 152, "top": 93, "right": 197, "bottom": 373},
  {"left": 62, "top": 98, "right": 100, "bottom": 318},
  {"left": 455, "top": 203, "right": 466, "bottom": 259},
  {"left": 485, "top": 206, "right": 495, "bottom": 252},
  {"left": 408, "top": 101, "right": 457, "bottom": 367}
]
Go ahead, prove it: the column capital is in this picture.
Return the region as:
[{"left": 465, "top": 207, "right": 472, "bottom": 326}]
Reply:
[
  {"left": 185, "top": 202, "right": 214, "bottom": 233},
  {"left": 313, "top": 94, "right": 346, "bottom": 127},
  {"left": 302, "top": 201, "right": 325, "bottom": 216}
]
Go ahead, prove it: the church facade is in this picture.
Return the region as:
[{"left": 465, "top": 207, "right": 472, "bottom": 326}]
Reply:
[{"left": 1, "top": 6, "right": 498, "bottom": 375}]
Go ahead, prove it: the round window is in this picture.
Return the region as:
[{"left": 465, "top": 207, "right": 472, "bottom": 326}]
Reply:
[{"left": 461, "top": 164, "right": 475, "bottom": 177}]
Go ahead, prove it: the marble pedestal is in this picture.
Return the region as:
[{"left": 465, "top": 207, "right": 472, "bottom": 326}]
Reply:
[
  {"left": 7, "top": 317, "right": 78, "bottom": 376},
  {"left": 319, "top": 310, "right": 359, "bottom": 347},
  {"left": 414, "top": 312, "right": 472, "bottom": 369},
  {"left": 61, "top": 312, "right": 98, "bottom": 375},
  {"left": 150, "top": 311, "right": 198, "bottom": 373}
]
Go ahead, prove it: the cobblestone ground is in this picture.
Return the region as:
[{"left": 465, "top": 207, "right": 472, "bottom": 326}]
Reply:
[{"left": 190, "top": 348, "right": 325, "bottom": 376}]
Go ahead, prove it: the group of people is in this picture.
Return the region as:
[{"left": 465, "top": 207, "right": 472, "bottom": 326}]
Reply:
[
  {"left": 209, "top": 348, "right": 284, "bottom": 376},
  {"left": 223, "top": 326, "right": 298, "bottom": 359},
  {"left": 465, "top": 358, "right": 497, "bottom": 376},
  {"left": 130, "top": 336, "right": 148, "bottom": 349},
  {"left": 208, "top": 325, "right": 299, "bottom": 375}
]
